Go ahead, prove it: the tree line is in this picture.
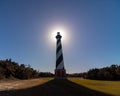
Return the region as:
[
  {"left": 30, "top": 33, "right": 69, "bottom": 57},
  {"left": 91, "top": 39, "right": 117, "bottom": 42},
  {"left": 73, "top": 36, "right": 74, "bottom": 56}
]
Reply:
[
  {"left": 1, "top": 58, "right": 120, "bottom": 80},
  {"left": 69, "top": 64, "right": 120, "bottom": 80},
  {"left": 0, "top": 59, "right": 54, "bottom": 79}
]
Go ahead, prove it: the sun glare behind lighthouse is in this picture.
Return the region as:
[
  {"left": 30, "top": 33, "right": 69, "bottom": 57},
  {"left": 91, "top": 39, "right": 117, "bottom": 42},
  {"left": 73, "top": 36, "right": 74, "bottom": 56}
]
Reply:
[{"left": 51, "top": 29, "right": 66, "bottom": 42}]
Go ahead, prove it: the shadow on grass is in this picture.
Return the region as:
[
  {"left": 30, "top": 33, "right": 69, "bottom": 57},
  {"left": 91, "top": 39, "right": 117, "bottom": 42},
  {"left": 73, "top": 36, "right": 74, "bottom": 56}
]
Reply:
[{"left": 0, "top": 79, "right": 111, "bottom": 96}]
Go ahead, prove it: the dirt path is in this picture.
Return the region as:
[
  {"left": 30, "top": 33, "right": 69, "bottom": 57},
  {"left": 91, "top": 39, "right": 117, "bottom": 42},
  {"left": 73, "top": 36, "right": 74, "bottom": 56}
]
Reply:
[{"left": 0, "top": 79, "right": 110, "bottom": 96}]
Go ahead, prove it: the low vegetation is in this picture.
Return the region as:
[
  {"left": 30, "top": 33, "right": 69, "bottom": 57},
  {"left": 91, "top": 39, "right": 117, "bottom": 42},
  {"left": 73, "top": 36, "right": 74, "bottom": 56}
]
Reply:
[
  {"left": 0, "top": 59, "right": 54, "bottom": 80},
  {"left": 69, "top": 64, "right": 120, "bottom": 80},
  {"left": 68, "top": 78, "right": 120, "bottom": 96}
]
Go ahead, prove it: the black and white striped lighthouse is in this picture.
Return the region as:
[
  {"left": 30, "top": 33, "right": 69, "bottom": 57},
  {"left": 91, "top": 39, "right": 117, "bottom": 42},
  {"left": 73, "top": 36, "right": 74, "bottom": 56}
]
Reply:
[{"left": 55, "top": 32, "right": 66, "bottom": 78}]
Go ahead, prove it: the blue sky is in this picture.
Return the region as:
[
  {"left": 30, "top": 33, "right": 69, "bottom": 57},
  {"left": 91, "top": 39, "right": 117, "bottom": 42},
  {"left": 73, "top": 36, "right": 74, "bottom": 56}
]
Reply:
[{"left": 0, "top": 0, "right": 120, "bottom": 73}]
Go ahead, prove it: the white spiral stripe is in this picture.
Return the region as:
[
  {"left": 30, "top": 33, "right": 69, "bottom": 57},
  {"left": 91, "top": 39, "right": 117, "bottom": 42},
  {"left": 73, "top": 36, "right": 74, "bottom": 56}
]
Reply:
[
  {"left": 56, "top": 60, "right": 64, "bottom": 69},
  {"left": 56, "top": 49, "right": 62, "bottom": 59},
  {"left": 57, "top": 42, "right": 61, "bottom": 48}
]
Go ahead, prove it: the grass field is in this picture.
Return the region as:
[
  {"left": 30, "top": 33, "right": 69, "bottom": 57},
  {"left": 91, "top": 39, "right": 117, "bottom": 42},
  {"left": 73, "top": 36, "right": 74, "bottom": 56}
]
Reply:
[{"left": 68, "top": 78, "right": 120, "bottom": 96}]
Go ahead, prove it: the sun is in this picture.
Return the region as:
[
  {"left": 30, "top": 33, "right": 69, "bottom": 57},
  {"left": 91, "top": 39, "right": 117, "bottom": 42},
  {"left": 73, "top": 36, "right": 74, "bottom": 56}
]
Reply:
[{"left": 51, "top": 29, "right": 66, "bottom": 42}]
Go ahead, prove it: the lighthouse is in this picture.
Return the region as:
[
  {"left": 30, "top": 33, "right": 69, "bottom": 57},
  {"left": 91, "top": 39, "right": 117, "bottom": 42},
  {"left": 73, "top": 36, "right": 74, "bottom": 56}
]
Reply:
[{"left": 55, "top": 32, "right": 66, "bottom": 78}]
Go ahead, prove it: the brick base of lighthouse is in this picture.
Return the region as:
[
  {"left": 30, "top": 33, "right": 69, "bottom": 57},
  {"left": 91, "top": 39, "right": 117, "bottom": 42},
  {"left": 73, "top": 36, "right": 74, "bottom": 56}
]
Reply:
[{"left": 55, "top": 69, "right": 66, "bottom": 79}]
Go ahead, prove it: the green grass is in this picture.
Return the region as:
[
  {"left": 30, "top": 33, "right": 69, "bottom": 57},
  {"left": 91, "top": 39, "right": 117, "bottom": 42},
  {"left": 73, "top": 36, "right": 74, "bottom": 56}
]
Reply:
[{"left": 68, "top": 78, "right": 120, "bottom": 96}]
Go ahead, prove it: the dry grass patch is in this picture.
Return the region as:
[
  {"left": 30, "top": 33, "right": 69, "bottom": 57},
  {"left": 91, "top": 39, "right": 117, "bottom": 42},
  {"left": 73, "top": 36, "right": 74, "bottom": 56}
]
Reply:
[{"left": 0, "top": 78, "right": 53, "bottom": 91}]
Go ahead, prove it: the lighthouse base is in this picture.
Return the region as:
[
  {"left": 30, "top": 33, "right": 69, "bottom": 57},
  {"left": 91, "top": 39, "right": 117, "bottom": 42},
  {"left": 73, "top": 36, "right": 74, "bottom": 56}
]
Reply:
[{"left": 55, "top": 69, "right": 66, "bottom": 79}]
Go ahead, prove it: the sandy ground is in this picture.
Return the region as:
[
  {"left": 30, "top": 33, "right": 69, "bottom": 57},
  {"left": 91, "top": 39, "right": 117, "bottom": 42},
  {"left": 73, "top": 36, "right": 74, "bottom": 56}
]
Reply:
[{"left": 0, "top": 78, "right": 50, "bottom": 91}]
